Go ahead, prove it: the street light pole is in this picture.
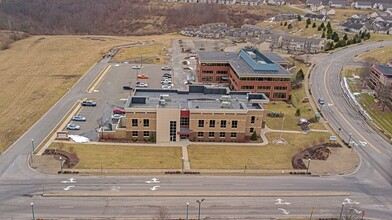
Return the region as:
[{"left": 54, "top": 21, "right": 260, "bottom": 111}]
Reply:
[
  {"left": 196, "top": 199, "right": 205, "bottom": 220},
  {"left": 306, "top": 158, "right": 311, "bottom": 173},
  {"left": 186, "top": 202, "right": 189, "bottom": 220},
  {"left": 31, "top": 139, "right": 35, "bottom": 154},
  {"left": 31, "top": 202, "right": 35, "bottom": 220},
  {"left": 59, "top": 157, "right": 63, "bottom": 173},
  {"left": 348, "top": 133, "right": 352, "bottom": 145},
  {"left": 339, "top": 203, "right": 344, "bottom": 220}
]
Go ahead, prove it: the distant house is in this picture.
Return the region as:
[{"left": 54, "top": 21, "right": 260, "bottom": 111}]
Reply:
[
  {"left": 304, "top": 13, "right": 330, "bottom": 21},
  {"left": 379, "top": 3, "right": 392, "bottom": 11},
  {"left": 327, "top": 9, "right": 336, "bottom": 15},
  {"left": 278, "top": 35, "right": 325, "bottom": 53},
  {"left": 306, "top": 0, "right": 322, "bottom": 7},
  {"left": 342, "top": 21, "right": 368, "bottom": 32},
  {"left": 329, "top": 0, "right": 348, "bottom": 7},
  {"left": 353, "top": 1, "right": 373, "bottom": 9},
  {"left": 386, "top": 9, "right": 392, "bottom": 16},
  {"left": 240, "top": 0, "right": 261, "bottom": 5},
  {"left": 274, "top": 12, "right": 300, "bottom": 21},
  {"left": 265, "top": 0, "right": 286, "bottom": 5}
]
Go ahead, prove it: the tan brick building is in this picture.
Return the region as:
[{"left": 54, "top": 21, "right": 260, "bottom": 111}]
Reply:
[
  {"left": 101, "top": 85, "right": 269, "bottom": 143},
  {"left": 197, "top": 49, "right": 292, "bottom": 101}
]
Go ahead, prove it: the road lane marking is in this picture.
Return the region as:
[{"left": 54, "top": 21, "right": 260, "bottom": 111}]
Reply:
[
  {"left": 278, "top": 208, "right": 290, "bottom": 215},
  {"left": 322, "top": 53, "right": 381, "bottom": 153},
  {"left": 150, "top": 186, "right": 160, "bottom": 191},
  {"left": 63, "top": 186, "right": 75, "bottom": 191},
  {"left": 275, "top": 198, "right": 291, "bottom": 205}
]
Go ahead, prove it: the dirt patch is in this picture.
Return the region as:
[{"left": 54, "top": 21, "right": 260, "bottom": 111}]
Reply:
[{"left": 292, "top": 143, "right": 341, "bottom": 169}]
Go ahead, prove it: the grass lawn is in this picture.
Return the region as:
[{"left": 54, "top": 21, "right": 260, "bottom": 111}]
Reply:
[
  {"left": 111, "top": 41, "right": 172, "bottom": 64},
  {"left": 369, "top": 33, "right": 392, "bottom": 42},
  {"left": 333, "top": 8, "right": 370, "bottom": 22},
  {"left": 49, "top": 143, "right": 182, "bottom": 169},
  {"left": 188, "top": 132, "right": 331, "bottom": 170},
  {"left": 356, "top": 94, "right": 392, "bottom": 138},
  {"left": 356, "top": 46, "right": 392, "bottom": 64},
  {"left": 0, "top": 34, "right": 176, "bottom": 153}
]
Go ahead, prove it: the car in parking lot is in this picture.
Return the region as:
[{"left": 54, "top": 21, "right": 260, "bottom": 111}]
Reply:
[
  {"left": 72, "top": 115, "right": 86, "bottom": 122},
  {"left": 137, "top": 74, "right": 149, "bottom": 79},
  {"left": 162, "top": 84, "right": 172, "bottom": 90},
  {"left": 81, "top": 100, "right": 96, "bottom": 106},
  {"left": 318, "top": 98, "right": 325, "bottom": 106},
  {"left": 123, "top": 85, "right": 132, "bottom": 90},
  {"left": 136, "top": 82, "right": 148, "bottom": 87},
  {"left": 161, "top": 79, "right": 172, "bottom": 84},
  {"left": 112, "top": 108, "right": 126, "bottom": 114},
  {"left": 67, "top": 124, "right": 80, "bottom": 130},
  {"left": 163, "top": 73, "right": 172, "bottom": 78},
  {"left": 132, "top": 65, "right": 141, "bottom": 69},
  {"left": 111, "top": 114, "right": 123, "bottom": 120},
  {"left": 161, "top": 66, "right": 172, "bottom": 70}
]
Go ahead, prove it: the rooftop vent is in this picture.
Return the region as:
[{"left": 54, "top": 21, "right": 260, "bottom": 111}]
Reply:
[
  {"left": 159, "top": 99, "right": 167, "bottom": 106},
  {"left": 247, "top": 51, "right": 256, "bottom": 59},
  {"left": 221, "top": 101, "right": 231, "bottom": 109},
  {"left": 220, "top": 95, "right": 231, "bottom": 102},
  {"left": 160, "top": 94, "right": 171, "bottom": 101}
]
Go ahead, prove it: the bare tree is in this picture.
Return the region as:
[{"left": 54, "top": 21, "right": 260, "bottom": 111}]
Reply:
[
  {"left": 154, "top": 206, "right": 170, "bottom": 220},
  {"left": 379, "top": 83, "right": 391, "bottom": 111},
  {"left": 360, "top": 57, "right": 379, "bottom": 89},
  {"left": 336, "top": 204, "right": 364, "bottom": 220}
]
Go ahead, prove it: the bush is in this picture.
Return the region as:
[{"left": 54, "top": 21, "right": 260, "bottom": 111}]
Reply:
[
  {"left": 288, "top": 23, "right": 292, "bottom": 29},
  {"left": 295, "top": 108, "right": 301, "bottom": 116},
  {"left": 251, "top": 131, "right": 257, "bottom": 141}
]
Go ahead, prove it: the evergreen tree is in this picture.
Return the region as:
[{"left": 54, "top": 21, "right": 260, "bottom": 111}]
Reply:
[
  {"left": 296, "top": 69, "right": 305, "bottom": 80},
  {"left": 305, "top": 24, "right": 309, "bottom": 28},
  {"left": 251, "top": 131, "right": 257, "bottom": 141},
  {"left": 297, "top": 15, "right": 302, "bottom": 21},
  {"left": 343, "top": 34, "right": 348, "bottom": 41},
  {"left": 312, "top": 22, "right": 316, "bottom": 28},
  {"left": 320, "top": 23, "right": 325, "bottom": 29},
  {"left": 323, "top": 27, "right": 326, "bottom": 32},
  {"left": 327, "top": 27, "right": 333, "bottom": 35},
  {"left": 366, "top": 32, "right": 370, "bottom": 39},
  {"left": 306, "top": 18, "right": 311, "bottom": 25},
  {"left": 280, "top": 22, "right": 283, "bottom": 26},
  {"left": 284, "top": 21, "right": 288, "bottom": 26},
  {"left": 288, "top": 23, "right": 292, "bottom": 29},
  {"left": 321, "top": 32, "right": 325, "bottom": 38},
  {"left": 318, "top": 26, "right": 322, "bottom": 31},
  {"left": 327, "top": 21, "right": 331, "bottom": 29}
]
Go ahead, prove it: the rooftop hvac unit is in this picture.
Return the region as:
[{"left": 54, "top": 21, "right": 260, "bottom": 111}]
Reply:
[
  {"left": 159, "top": 99, "right": 167, "bottom": 106},
  {"left": 247, "top": 51, "right": 256, "bottom": 59},
  {"left": 221, "top": 101, "right": 231, "bottom": 108},
  {"left": 220, "top": 95, "right": 231, "bottom": 102},
  {"left": 160, "top": 94, "right": 171, "bottom": 101}
]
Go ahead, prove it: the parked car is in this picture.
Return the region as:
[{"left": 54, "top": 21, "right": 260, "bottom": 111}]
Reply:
[
  {"left": 162, "top": 84, "right": 172, "bottom": 90},
  {"left": 161, "top": 66, "right": 172, "bottom": 70},
  {"left": 72, "top": 115, "right": 86, "bottom": 122},
  {"left": 123, "top": 85, "right": 132, "bottom": 90},
  {"left": 161, "top": 79, "right": 172, "bottom": 84},
  {"left": 136, "top": 82, "right": 148, "bottom": 87},
  {"left": 111, "top": 114, "right": 123, "bottom": 120},
  {"left": 318, "top": 98, "right": 325, "bottom": 106},
  {"left": 66, "top": 124, "right": 80, "bottom": 130},
  {"left": 163, "top": 73, "right": 172, "bottom": 78},
  {"left": 132, "top": 65, "right": 141, "bottom": 69},
  {"left": 81, "top": 100, "right": 96, "bottom": 106},
  {"left": 112, "top": 108, "right": 125, "bottom": 114},
  {"left": 137, "top": 74, "right": 149, "bottom": 79}
]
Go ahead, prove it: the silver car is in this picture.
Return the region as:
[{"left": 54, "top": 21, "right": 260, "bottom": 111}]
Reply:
[{"left": 67, "top": 124, "right": 80, "bottom": 130}]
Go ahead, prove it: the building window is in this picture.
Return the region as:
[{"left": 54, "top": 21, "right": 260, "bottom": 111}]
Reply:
[
  {"left": 273, "top": 92, "right": 287, "bottom": 99},
  {"left": 274, "top": 86, "right": 288, "bottom": 90},
  {"left": 232, "top": 120, "right": 238, "bottom": 128},
  {"left": 250, "top": 128, "right": 254, "bottom": 133},
  {"left": 198, "top": 132, "right": 203, "bottom": 138},
  {"left": 221, "top": 120, "right": 227, "bottom": 128},
  {"left": 132, "top": 119, "right": 138, "bottom": 127},
  {"left": 170, "top": 121, "right": 176, "bottom": 141},
  {"left": 202, "top": 70, "right": 213, "bottom": 74},
  {"left": 231, "top": 132, "right": 237, "bottom": 138},
  {"left": 198, "top": 120, "right": 204, "bottom": 127},
  {"left": 216, "top": 71, "right": 228, "bottom": 74},
  {"left": 180, "top": 117, "right": 189, "bottom": 126},
  {"left": 240, "top": 85, "right": 254, "bottom": 90},
  {"left": 143, "top": 119, "right": 149, "bottom": 127},
  {"left": 209, "top": 120, "right": 215, "bottom": 128},
  {"left": 132, "top": 131, "right": 138, "bottom": 137},
  {"left": 257, "top": 85, "right": 271, "bottom": 90},
  {"left": 143, "top": 131, "right": 150, "bottom": 137},
  {"left": 251, "top": 116, "right": 255, "bottom": 123},
  {"left": 220, "top": 132, "right": 225, "bottom": 138},
  {"left": 209, "top": 132, "right": 214, "bottom": 138},
  {"left": 201, "top": 76, "right": 213, "bottom": 81}
]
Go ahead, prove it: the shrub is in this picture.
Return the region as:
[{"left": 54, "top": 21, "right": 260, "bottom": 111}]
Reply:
[{"left": 251, "top": 131, "right": 257, "bottom": 141}]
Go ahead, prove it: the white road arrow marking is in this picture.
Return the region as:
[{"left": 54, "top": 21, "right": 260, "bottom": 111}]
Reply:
[
  {"left": 150, "top": 186, "right": 160, "bottom": 191},
  {"left": 359, "top": 141, "right": 367, "bottom": 147},
  {"left": 145, "top": 178, "right": 160, "bottom": 184},
  {"left": 278, "top": 208, "right": 290, "bottom": 215},
  {"left": 111, "top": 186, "right": 120, "bottom": 192},
  {"left": 63, "top": 186, "right": 75, "bottom": 191},
  {"left": 61, "top": 178, "right": 76, "bottom": 184},
  {"left": 275, "top": 198, "right": 290, "bottom": 205},
  {"left": 343, "top": 198, "right": 360, "bottom": 205}
]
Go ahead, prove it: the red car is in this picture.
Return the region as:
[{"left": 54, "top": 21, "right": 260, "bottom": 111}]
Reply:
[{"left": 112, "top": 108, "right": 125, "bottom": 114}]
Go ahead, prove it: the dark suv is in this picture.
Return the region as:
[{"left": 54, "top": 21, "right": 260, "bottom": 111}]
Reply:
[{"left": 81, "top": 100, "right": 96, "bottom": 106}]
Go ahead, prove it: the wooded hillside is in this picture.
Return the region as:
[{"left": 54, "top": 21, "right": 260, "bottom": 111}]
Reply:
[{"left": 0, "top": 0, "right": 276, "bottom": 35}]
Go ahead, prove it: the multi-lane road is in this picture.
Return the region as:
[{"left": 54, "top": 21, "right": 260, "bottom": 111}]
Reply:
[{"left": 0, "top": 41, "right": 391, "bottom": 219}]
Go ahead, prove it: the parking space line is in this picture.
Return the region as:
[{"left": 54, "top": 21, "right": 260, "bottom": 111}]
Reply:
[{"left": 87, "top": 65, "right": 111, "bottom": 93}]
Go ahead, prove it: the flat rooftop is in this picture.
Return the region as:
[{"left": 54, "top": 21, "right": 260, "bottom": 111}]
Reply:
[
  {"left": 198, "top": 50, "right": 289, "bottom": 64},
  {"left": 125, "top": 85, "right": 269, "bottom": 110}
]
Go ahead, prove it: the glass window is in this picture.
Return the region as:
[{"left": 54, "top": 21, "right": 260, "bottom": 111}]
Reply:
[
  {"left": 220, "top": 132, "right": 225, "bottom": 138},
  {"left": 143, "top": 131, "right": 149, "bottom": 137},
  {"left": 132, "top": 119, "right": 138, "bottom": 127},
  {"left": 221, "top": 120, "right": 226, "bottom": 128},
  {"left": 209, "top": 120, "right": 215, "bottom": 128},
  {"left": 180, "top": 117, "right": 189, "bottom": 126},
  {"left": 143, "top": 119, "right": 149, "bottom": 127},
  {"left": 198, "top": 132, "right": 203, "bottom": 138},
  {"left": 198, "top": 120, "right": 204, "bottom": 127},
  {"left": 251, "top": 116, "right": 255, "bottom": 123},
  {"left": 232, "top": 120, "right": 238, "bottom": 128},
  {"left": 132, "top": 131, "right": 138, "bottom": 137},
  {"left": 231, "top": 132, "right": 237, "bottom": 138},
  {"left": 250, "top": 128, "right": 254, "bottom": 133},
  {"left": 209, "top": 132, "right": 214, "bottom": 138}
]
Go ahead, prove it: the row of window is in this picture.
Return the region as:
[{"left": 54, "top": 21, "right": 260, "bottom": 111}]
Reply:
[
  {"left": 240, "top": 85, "right": 288, "bottom": 90},
  {"left": 201, "top": 70, "right": 228, "bottom": 74},
  {"left": 238, "top": 77, "right": 291, "bottom": 82},
  {"left": 201, "top": 63, "right": 230, "bottom": 67},
  {"left": 197, "top": 132, "right": 237, "bottom": 138},
  {"left": 132, "top": 131, "right": 150, "bottom": 137},
  {"left": 132, "top": 119, "right": 149, "bottom": 127},
  {"left": 198, "top": 119, "right": 239, "bottom": 128}
]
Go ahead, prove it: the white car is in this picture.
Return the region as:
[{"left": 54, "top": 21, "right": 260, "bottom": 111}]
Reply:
[
  {"left": 161, "top": 79, "right": 172, "bottom": 84},
  {"left": 132, "top": 65, "right": 141, "bottom": 69},
  {"left": 136, "top": 82, "right": 148, "bottom": 87},
  {"left": 111, "top": 114, "right": 122, "bottom": 120},
  {"left": 161, "top": 66, "right": 172, "bottom": 70},
  {"left": 66, "top": 124, "right": 80, "bottom": 130}
]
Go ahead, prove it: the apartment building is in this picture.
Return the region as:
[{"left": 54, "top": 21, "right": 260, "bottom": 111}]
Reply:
[
  {"left": 368, "top": 64, "right": 392, "bottom": 109},
  {"left": 100, "top": 86, "right": 269, "bottom": 143},
  {"left": 197, "top": 48, "right": 292, "bottom": 101}
]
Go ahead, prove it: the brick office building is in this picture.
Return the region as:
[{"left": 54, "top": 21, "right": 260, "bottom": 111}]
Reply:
[
  {"left": 368, "top": 64, "right": 392, "bottom": 110},
  {"left": 197, "top": 48, "right": 292, "bottom": 101},
  {"left": 100, "top": 85, "right": 269, "bottom": 143}
]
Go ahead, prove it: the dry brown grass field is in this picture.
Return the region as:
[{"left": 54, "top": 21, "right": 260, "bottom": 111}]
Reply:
[{"left": 0, "top": 34, "right": 176, "bottom": 153}]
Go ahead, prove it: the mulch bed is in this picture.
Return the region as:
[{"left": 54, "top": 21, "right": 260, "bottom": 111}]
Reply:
[{"left": 292, "top": 143, "right": 342, "bottom": 169}]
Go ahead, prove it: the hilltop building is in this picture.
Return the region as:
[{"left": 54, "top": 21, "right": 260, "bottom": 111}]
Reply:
[
  {"left": 100, "top": 85, "right": 269, "bottom": 143},
  {"left": 197, "top": 48, "right": 292, "bottom": 101},
  {"left": 368, "top": 64, "right": 392, "bottom": 110}
]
